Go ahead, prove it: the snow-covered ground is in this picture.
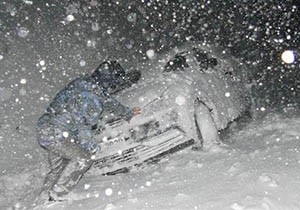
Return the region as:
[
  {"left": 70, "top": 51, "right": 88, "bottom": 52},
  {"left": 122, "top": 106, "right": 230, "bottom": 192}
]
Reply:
[{"left": 1, "top": 109, "right": 300, "bottom": 210}]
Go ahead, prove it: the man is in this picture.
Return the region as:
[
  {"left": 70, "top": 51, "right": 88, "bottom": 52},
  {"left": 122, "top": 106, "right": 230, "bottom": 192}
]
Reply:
[{"left": 36, "top": 61, "right": 141, "bottom": 202}]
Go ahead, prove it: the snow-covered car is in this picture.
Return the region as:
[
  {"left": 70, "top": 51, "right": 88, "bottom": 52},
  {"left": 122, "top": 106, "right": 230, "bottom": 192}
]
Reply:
[{"left": 91, "top": 42, "right": 251, "bottom": 175}]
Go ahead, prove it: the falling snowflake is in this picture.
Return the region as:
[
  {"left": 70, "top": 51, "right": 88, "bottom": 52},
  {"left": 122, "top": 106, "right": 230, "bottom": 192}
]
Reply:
[
  {"left": 175, "top": 95, "right": 186, "bottom": 106},
  {"left": 66, "top": 14, "right": 75, "bottom": 22},
  {"left": 127, "top": 13, "right": 137, "bottom": 23},
  {"left": 281, "top": 50, "right": 296, "bottom": 64},
  {"left": 80, "top": 60, "right": 86, "bottom": 67},
  {"left": 225, "top": 92, "right": 231, "bottom": 97},
  {"left": 146, "top": 49, "right": 155, "bottom": 59},
  {"left": 62, "top": 132, "right": 69, "bottom": 138},
  {"left": 20, "top": 79, "right": 27, "bottom": 84},
  {"left": 107, "top": 29, "right": 113, "bottom": 34},
  {"left": 84, "top": 184, "right": 91, "bottom": 190},
  {"left": 17, "top": 27, "right": 29, "bottom": 38},
  {"left": 105, "top": 188, "right": 113, "bottom": 196},
  {"left": 22, "top": 0, "right": 33, "bottom": 5},
  {"left": 39, "top": 60, "right": 45, "bottom": 66}
]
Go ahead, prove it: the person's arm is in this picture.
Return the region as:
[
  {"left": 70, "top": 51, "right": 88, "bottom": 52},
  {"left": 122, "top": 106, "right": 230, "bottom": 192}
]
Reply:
[
  {"left": 76, "top": 127, "right": 99, "bottom": 154},
  {"left": 102, "top": 95, "right": 142, "bottom": 122},
  {"left": 102, "top": 96, "right": 134, "bottom": 121}
]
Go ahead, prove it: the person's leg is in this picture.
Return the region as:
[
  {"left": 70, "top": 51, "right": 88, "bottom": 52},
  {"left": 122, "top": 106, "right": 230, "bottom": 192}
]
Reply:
[
  {"left": 34, "top": 151, "right": 69, "bottom": 205},
  {"left": 49, "top": 140, "right": 94, "bottom": 199},
  {"left": 36, "top": 115, "right": 68, "bottom": 202},
  {"left": 50, "top": 157, "right": 93, "bottom": 199},
  {"left": 36, "top": 114, "right": 94, "bottom": 201},
  {"left": 42, "top": 152, "right": 69, "bottom": 193}
]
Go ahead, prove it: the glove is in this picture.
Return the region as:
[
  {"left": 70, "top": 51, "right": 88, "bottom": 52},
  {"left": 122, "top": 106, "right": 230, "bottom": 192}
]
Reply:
[{"left": 126, "top": 107, "right": 142, "bottom": 122}]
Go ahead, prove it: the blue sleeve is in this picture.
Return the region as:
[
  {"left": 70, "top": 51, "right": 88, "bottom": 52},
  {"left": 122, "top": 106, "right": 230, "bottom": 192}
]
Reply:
[{"left": 102, "top": 96, "right": 133, "bottom": 121}]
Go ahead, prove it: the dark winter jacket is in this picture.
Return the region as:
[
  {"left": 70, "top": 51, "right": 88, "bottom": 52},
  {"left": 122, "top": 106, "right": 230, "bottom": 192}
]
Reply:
[{"left": 37, "top": 75, "right": 133, "bottom": 154}]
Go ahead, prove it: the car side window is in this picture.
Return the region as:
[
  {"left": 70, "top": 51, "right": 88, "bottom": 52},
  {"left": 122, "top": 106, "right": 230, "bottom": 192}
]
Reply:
[
  {"left": 193, "top": 48, "right": 218, "bottom": 71},
  {"left": 164, "top": 52, "right": 189, "bottom": 72}
]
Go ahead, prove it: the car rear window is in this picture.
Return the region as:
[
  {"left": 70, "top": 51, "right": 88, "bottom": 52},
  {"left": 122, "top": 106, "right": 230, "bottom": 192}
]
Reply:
[
  {"left": 193, "top": 48, "right": 218, "bottom": 71},
  {"left": 164, "top": 52, "right": 189, "bottom": 72}
]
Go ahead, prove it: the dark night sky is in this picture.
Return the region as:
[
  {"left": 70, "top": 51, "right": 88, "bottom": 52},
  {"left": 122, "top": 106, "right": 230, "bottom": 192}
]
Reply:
[{"left": 1, "top": 0, "right": 299, "bottom": 109}]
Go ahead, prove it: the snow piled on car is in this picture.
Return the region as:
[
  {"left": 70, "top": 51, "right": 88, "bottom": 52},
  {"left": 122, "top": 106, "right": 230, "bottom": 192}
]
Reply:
[{"left": 131, "top": 42, "right": 252, "bottom": 131}]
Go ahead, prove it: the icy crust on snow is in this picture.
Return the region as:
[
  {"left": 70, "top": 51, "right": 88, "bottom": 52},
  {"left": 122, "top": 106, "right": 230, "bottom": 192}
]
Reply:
[{"left": 34, "top": 111, "right": 300, "bottom": 210}]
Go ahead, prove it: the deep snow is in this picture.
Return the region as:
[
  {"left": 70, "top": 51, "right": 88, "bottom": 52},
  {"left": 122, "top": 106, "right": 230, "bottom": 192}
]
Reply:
[{"left": 1, "top": 109, "right": 300, "bottom": 210}]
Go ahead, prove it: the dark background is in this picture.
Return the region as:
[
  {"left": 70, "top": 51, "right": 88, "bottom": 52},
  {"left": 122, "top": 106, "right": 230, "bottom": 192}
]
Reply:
[{"left": 0, "top": 0, "right": 299, "bottom": 171}]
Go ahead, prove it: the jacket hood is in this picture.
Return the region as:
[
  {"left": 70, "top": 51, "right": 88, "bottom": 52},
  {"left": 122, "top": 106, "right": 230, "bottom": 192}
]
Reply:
[{"left": 91, "top": 61, "right": 141, "bottom": 93}]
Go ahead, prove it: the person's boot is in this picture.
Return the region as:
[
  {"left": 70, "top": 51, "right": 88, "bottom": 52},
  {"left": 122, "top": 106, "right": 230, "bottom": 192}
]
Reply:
[{"left": 49, "top": 185, "right": 70, "bottom": 201}]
